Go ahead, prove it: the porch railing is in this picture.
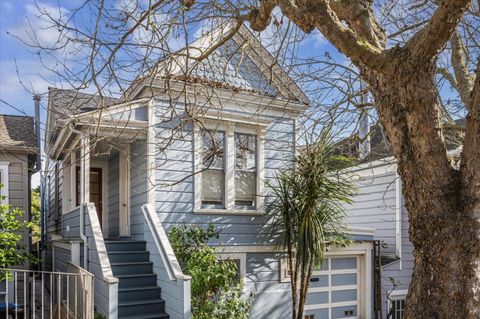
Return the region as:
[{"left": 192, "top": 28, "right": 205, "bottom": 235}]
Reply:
[{"left": 0, "top": 265, "right": 94, "bottom": 319}]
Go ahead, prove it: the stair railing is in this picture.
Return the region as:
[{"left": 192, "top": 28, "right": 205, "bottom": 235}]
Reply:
[
  {"left": 141, "top": 204, "right": 190, "bottom": 281},
  {"left": 142, "top": 204, "right": 192, "bottom": 319}
]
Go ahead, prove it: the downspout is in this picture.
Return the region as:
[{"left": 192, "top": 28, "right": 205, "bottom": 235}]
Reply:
[{"left": 70, "top": 125, "right": 89, "bottom": 270}]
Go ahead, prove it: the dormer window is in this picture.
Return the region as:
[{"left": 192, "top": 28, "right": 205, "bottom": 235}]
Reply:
[{"left": 194, "top": 119, "right": 266, "bottom": 215}]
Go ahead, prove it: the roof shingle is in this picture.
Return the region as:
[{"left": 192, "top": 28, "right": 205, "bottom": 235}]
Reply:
[{"left": 0, "top": 114, "right": 38, "bottom": 150}]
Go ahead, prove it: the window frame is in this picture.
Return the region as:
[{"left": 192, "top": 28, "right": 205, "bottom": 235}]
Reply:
[
  {"left": 0, "top": 161, "right": 10, "bottom": 205},
  {"left": 194, "top": 122, "right": 265, "bottom": 215}
]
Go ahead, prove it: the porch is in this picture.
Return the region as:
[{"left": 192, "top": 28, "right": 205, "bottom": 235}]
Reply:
[{"left": 46, "top": 102, "right": 191, "bottom": 319}]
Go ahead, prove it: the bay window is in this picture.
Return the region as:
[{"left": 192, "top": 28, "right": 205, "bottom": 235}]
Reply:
[{"left": 195, "top": 123, "right": 265, "bottom": 214}]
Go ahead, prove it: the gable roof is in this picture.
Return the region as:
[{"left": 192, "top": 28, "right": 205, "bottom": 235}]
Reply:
[
  {"left": 0, "top": 114, "right": 38, "bottom": 152},
  {"left": 47, "top": 88, "right": 119, "bottom": 121},
  {"left": 130, "top": 24, "right": 309, "bottom": 105},
  {"left": 335, "top": 119, "right": 465, "bottom": 163}
]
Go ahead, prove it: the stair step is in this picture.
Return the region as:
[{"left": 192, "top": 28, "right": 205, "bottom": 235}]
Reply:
[
  {"left": 120, "top": 312, "right": 169, "bottom": 319},
  {"left": 111, "top": 261, "right": 153, "bottom": 275},
  {"left": 104, "top": 240, "right": 146, "bottom": 251},
  {"left": 116, "top": 273, "right": 157, "bottom": 289},
  {"left": 119, "top": 286, "right": 162, "bottom": 302},
  {"left": 108, "top": 251, "right": 150, "bottom": 263},
  {"left": 119, "top": 299, "right": 165, "bottom": 317}
]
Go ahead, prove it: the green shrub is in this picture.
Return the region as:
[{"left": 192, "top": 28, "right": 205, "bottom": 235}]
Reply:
[{"left": 169, "top": 224, "right": 251, "bottom": 319}]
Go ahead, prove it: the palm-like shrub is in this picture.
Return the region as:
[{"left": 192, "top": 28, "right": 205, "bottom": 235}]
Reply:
[{"left": 268, "top": 130, "right": 356, "bottom": 319}]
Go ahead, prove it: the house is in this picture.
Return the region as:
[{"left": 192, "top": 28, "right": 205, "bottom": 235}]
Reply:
[
  {"left": 0, "top": 112, "right": 40, "bottom": 306},
  {"left": 338, "top": 120, "right": 464, "bottom": 319},
  {"left": 42, "top": 25, "right": 377, "bottom": 319},
  {"left": 0, "top": 113, "right": 40, "bottom": 248}
]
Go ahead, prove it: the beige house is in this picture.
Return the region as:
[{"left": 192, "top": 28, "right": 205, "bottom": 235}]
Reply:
[{"left": 0, "top": 114, "right": 40, "bottom": 250}]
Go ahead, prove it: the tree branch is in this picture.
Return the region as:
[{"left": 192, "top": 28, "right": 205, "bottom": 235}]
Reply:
[
  {"left": 460, "top": 58, "right": 480, "bottom": 216},
  {"left": 406, "top": 0, "right": 472, "bottom": 60},
  {"left": 450, "top": 31, "right": 475, "bottom": 110}
]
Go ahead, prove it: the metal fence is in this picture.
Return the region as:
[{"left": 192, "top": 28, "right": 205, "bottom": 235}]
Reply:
[{"left": 0, "top": 264, "right": 94, "bottom": 319}]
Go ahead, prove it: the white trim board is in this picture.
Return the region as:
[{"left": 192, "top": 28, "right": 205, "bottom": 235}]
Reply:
[{"left": 0, "top": 161, "right": 10, "bottom": 204}]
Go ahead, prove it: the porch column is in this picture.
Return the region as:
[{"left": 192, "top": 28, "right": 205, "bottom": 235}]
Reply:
[
  {"left": 119, "top": 144, "right": 130, "bottom": 236},
  {"left": 70, "top": 152, "right": 76, "bottom": 210},
  {"left": 80, "top": 135, "right": 90, "bottom": 204}
]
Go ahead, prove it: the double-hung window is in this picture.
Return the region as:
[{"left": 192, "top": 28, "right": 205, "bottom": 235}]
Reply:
[
  {"left": 195, "top": 124, "right": 265, "bottom": 214},
  {"left": 200, "top": 130, "right": 226, "bottom": 209},
  {"left": 234, "top": 133, "right": 256, "bottom": 209}
]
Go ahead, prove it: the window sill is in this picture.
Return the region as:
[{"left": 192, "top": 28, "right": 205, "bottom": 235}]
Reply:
[{"left": 194, "top": 208, "right": 265, "bottom": 216}]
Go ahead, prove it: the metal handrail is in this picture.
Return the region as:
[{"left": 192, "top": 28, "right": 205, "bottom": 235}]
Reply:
[{"left": 1, "top": 267, "right": 94, "bottom": 319}]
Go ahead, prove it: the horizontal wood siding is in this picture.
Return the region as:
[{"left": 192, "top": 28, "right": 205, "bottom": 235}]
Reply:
[
  {"left": 246, "top": 252, "right": 292, "bottom": 319},
  {"left": 53, "top": 246, "right": 71, "bottom": 273},
  {"left": 345, "top": 168, "right": 413, "bottom": 317},
  {"left": 153, "top": 100, "right": 295, "bottom": 246},
  {"left": 130, "top": 142, "right": 148, "bottom": 240}
]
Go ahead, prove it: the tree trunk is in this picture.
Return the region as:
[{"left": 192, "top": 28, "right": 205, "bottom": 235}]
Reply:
[{"left": 361, "top": 53, "right": 480, "bottom": 318}]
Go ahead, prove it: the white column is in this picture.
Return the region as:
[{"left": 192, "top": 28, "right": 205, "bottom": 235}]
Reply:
[
  {"left": 119, "top": 144, "right": 130, "bottom": 236},
  {"left": 80, "top": 135, "right": 90, "bottom": 204},
  {"left": 70, "top": 152, "right": 77, "bottom": 209}
]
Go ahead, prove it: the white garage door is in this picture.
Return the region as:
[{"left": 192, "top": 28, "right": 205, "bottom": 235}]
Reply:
[{"left": 304, "top": 256, "right": 361, "bottom": 319}]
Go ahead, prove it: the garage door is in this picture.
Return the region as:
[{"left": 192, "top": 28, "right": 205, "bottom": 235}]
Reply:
[{"left": 304, "top": 256, "right": 360, "bottom": 319}]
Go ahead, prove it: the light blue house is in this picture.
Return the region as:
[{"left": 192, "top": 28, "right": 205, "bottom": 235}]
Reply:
[{"left": 41, "top": 24, "right": 411, "bottom": 319}]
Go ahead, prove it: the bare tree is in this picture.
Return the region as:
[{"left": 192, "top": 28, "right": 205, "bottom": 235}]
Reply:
[{"left": 12, "top": 0, "right": 480, "bottom": 317}]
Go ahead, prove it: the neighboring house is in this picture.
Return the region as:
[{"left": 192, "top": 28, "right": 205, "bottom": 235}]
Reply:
[
  {"left": 338, "top": 121, "right": 463, "bottom": 319},
  {"left": 42, "top": 25, "right": 376, "bottom": 319},
  {"left": 0, "top": 114, "right": 40, "bottom": 245},
  {"left": 0, "top": 113, "right": 40, "bottom": 306}
]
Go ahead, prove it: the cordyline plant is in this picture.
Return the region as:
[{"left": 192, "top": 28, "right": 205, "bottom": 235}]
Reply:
[
  {"left": 267, "top": 130, "right": 356, "bottom": 319},
  {"left": 0, "top": 186, "right": 37, "bottom": 280}
]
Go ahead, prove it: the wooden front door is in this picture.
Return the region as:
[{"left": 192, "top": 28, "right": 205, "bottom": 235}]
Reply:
[{"left": 76, "top": 167, "right": 103, "bottom": 229}]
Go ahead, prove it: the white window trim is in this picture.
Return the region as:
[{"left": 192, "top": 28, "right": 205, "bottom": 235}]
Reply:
[
  {"left": 388, "top": 289, "right": 407, "bottom": 319},
  {"left": 0, "top": 161, "right": 10, "bottom": 205},
  {"left": 217, "top": 252, "right": 247, "bottom": 279},
  {"left": 193, "top": 120, "right": 266, "bottom": 215}
]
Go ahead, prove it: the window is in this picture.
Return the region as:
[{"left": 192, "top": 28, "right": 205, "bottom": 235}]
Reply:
[
  {"left": 195, "top": 124, "right": 265, "bottom": 214},
  {"left": 217, "top": 252, "right": 246, "bottom": 282},
  {"left": 0, "top": 162, "right": 9, "bottom": 205},
  {"left": 390, "top": 298, "right": 406, "bottom": 319},
  {"left": 200, "top": 130, "right": 225, "bottom": 209},
  {"left": 234, "top": 133, "right": 256, "bottom": 209},
  {"left": 389, "top": 290, "right": 407, "bottom": 319}
]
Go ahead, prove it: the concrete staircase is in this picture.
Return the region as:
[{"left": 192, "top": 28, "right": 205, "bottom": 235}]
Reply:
[{"left": 105, "top": 240, "right": 169, "bottom": 319}]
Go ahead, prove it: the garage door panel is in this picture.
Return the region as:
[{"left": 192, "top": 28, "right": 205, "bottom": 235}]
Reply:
[
  {"left": 306, "top": 292, "right": 329, "bottom": 305},
  {"left": 305, "top": 308, "right": 329, "bottom": 319},
  {"left": 331, "top": 305, "right": 357, "bottom": 318},
  {"left": 309, "top": 275, "right": 329, "bottom": 288},
  {"left": 331, "top": 257, "right": 357, "bottom": 270},
  {"left": 331, "top": 274, "right": 357, "bottom": 286},
  {"left": 331, "top": 289, "right": 357, "bottom": 303}
]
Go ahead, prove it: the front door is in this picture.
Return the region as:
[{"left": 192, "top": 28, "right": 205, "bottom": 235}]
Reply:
[{"left": 76, "top": 167, "right": 103, "bottom": 229}]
